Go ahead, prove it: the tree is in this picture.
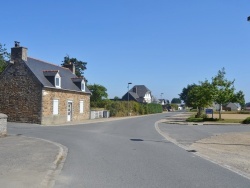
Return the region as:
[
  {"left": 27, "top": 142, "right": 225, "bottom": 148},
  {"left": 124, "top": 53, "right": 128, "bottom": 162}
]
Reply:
[
  {"left": 171, "top": 98, "right": 181, "bottom": 104},
  {"left": 88, "top": 84, "right": 108, "bottom": 103},
  {"left": 0, "top": 43, "right": 10, "bottom": 73},
  {"left": 187, "top": 80, "right": 214, "bottom": 117},
  {"left": 212, "top": 68, "right": 236, "bottom": 120},
  {"left": 232, "top": 90, "right": 245, "bottom": 109},
  {"left": 179, "top": 84, "right": 197, "bottom": 107},
  {"left": 113, "top": 96, "right": 120, "bottom": 101},
  {"left": 61, "top": 55, "right": 87, "bottom": 77}
]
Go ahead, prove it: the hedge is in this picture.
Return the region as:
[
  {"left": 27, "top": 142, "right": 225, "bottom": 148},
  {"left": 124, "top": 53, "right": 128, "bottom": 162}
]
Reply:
[{"left": 94, "top": 100, "right": 163, "bottom": 117}]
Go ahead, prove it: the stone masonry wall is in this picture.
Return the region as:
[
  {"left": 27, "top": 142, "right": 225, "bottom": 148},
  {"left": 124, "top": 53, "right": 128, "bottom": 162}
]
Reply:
[
  {"left": 0, "top": 113, "right": 7, "bottom": 136},
  {"left": 41, "top": 88, "right": 90, "bottom": 125},
  {"left": 0, "top": 60, "right": 42, "bottom": 124}
]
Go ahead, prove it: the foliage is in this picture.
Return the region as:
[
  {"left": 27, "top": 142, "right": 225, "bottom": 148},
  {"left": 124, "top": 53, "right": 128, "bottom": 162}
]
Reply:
[
  {"left": 0, "top": 43, "right": 10, "bottom": 73},
  {"left": 242, "top": 117, "right": 250, "bottom": 124},
  {"left": 170, "top": 104, "right": 178, "bottom": 110},
  {"left": 147, "top": 103, "right": 163, "bottom": 114},
  {"left": 171, "top": 98, "right": 181, "bottom": 104},
  {"left": 186, "top": 117, "right": 204, "bottom": 122},
  {"left": 104, "top": 101, "right": 162, "bottom": 117},
  {"left": 113, "top": 96, "right": 120, "bottom": 101},
  {"left": 238, "top": 111, "right": 250, "bottom": 114},
  {"left": 179, "top": 84, "right": 197, "bottom": 107},
  {"left": 88, "top": 84, "right": 108, "bottom": 105},
  {"left": 61, "top": 55, "right": 87, "bottom": 77},
  {"left": 187, "top": 80, "right": 214, "bottom": 117},
  {"left": 212, "top": 68, "right": 244, "bottom": 120},
  {"left": 232, "top": 90, "right": 245, "bottom": 109}
]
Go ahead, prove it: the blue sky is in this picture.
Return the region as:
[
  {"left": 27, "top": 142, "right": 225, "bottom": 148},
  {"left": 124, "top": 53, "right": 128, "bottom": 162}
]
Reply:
[{"left": 1, "top": 1, "right": 250, "bottom": 102}]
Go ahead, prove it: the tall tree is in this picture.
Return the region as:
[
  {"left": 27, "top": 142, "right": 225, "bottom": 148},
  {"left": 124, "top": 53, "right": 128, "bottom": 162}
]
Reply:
[
  {"left": 88, "top": 84, "right": 108, "bottom": 103},
  {"left": 61, "top": 55, "right": 87, "bottom": 77},
  {"left": 179, "top": 84, "right": 197, "bottom": 106},
  {"left": 212, "top": 68, "right": 236, "bottom": 120},
  {"left": 171, "top": 98, "right": 181, "bottom": 104},
  {"left": 187, "top": 80, "right": 214, "bottom": 117},
  {"left": 0, "top": 43, "right": 10, "bottom": 73}
]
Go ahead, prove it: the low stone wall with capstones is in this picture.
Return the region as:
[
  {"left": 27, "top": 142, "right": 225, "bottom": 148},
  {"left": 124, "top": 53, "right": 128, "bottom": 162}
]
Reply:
[{"left": 0, "top": 113, "right": 7, "bottom": 136}]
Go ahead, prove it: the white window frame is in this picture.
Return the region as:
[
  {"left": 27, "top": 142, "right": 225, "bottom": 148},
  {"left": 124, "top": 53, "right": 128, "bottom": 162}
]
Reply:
[
  {"left": 81, "top": 80, "right": 85, "bottom": 91},
  {"left": 55, "top": 73, "right": 61, "bottom": 88},
  {"left": 53, "top": 99, "right": 59, "bottom": 115},
  {"left": 80, "top": 100, "right": 84, "bottom": 113}
]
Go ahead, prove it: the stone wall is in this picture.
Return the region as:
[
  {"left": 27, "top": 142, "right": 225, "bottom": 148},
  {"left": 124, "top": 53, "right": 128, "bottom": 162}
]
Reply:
[
  {"left": 41, "top": 88, "right": 90, "bottom": 125},
  {"left": 0, "top": 113, "right": 7, "bottom": 136},
  {"left": 0, "top": 60, "right": 42, "bottom": 124}
]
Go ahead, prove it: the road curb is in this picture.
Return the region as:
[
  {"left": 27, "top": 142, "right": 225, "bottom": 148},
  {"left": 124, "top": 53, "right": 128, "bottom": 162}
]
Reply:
[
  {"left": 155, "top": 120, "right": 250, "bottom": 181},
  {"left": 39, "top": 138, "right": 68, "bottom": 188},
  {"left": 8, "top": 135, "right": 68, "bottom": 188}
]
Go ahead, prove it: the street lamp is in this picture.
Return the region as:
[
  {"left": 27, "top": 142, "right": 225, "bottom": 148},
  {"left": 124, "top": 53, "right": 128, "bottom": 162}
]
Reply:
[
  {"left": 160, "top": 93, "right": 164, "bottom": 99},
  {"left": 127, "top": 82, "right": 132, "bottom": 116}
]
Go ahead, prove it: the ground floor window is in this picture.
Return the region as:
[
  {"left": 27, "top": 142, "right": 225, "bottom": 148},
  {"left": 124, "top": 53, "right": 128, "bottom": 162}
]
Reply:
[
  {"left": 53, "top": 99, "right": 59, "bottom": 115},
  {"left": 80, "top": 100, "right": 84, "bottom": 113}
]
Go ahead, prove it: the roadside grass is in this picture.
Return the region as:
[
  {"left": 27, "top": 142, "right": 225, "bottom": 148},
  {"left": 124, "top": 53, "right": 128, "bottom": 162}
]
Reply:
[{"left": 186, "top": 115, "right": 244, "bottom": 124}]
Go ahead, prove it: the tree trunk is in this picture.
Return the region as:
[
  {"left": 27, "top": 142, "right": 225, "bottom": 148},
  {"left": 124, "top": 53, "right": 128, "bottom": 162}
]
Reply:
[
  {"left": 196, "top": 107, "right": 202, "bottom": 118},
  {"left": 219, "top": 104, "right": 222, "bottom": 120}
]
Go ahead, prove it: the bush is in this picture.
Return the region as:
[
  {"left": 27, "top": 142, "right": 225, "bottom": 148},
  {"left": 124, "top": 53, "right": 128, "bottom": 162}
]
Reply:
[
  {"left": 186, "top": 117, "right": 203, "bottom": 122},
  {"left": 238, "top": 111, "right": 250, "bottom": 114},
  {"left": 242, "top": 117, "right": 250, "bottom": 124},
  {"left": 104, "top": 101, "right": 162, "bottom": 117}
]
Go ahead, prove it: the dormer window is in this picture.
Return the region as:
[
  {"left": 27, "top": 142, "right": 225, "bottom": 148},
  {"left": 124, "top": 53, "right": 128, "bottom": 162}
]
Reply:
[
  {"left": 43, "top": 70, "right": 61, "bottom": 88},
  {"left": 81, "top": 80, "right": 85, "bottom": 91},
  {"left": 55, "top": 73, "right": 61, "bottom": 88},
  {"left": 71, "top": 77, "right": 86, "bottom": 92}
]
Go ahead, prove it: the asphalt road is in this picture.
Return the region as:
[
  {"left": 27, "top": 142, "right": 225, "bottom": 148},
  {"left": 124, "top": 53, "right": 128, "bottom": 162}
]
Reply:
[{"left": 8, "top": 112, "right": 250, "bottom": 188}]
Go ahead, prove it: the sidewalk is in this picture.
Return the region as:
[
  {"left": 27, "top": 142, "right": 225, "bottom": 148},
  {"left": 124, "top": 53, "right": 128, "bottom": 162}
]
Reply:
[{"left": 0, "top": 135, "right": 67, "bottom": 188}]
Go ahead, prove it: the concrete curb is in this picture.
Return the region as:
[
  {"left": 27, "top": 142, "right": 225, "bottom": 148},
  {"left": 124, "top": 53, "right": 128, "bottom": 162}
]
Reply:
[
  {"left": 164, "top": 120, "right": 242, "bottom": 126},
  {"left": 39, "top": 138, "right": 68, "bottom": 188},
  {"left": 9, "top": 135, "right": 68, "bottom": 188},
  {"left": 155, "top": 119, "right": 250, "bottom": 181}
]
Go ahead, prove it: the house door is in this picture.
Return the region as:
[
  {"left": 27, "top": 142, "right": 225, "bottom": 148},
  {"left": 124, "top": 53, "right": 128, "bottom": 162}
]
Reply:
[{"left": 67, "top": 102, "right": 73, "bottom": 121}]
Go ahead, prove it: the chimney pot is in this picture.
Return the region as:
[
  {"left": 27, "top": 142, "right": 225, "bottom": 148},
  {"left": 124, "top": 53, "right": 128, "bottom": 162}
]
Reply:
[{"left": 11, "top": 41, "right": 28, "bottom": 61}]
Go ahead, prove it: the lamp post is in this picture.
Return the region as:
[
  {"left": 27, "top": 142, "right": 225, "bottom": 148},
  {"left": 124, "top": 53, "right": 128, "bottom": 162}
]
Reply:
[{"left": 127, "top": 82, "right": 132, "bottom": 116}]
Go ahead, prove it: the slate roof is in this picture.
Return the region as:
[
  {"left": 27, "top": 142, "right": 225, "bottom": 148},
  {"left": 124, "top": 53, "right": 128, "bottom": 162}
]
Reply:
[
  {"left": 129, "top": 85, "right": 151, "bottom": 97},
  {"left": 122, "top": 85, "right": 151, "bottom": 102},
  {"left": 25, "top": 57, "right": 91, "bottom": 93}
]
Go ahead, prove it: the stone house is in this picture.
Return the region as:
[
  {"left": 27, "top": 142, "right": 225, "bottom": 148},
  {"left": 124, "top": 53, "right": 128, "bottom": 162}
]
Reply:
[
  {"left": 0, "top": 42, "right": 91, "bottom": 125},
  {"left": 122, "top": 85, "right": 152, "bottom": 103}
]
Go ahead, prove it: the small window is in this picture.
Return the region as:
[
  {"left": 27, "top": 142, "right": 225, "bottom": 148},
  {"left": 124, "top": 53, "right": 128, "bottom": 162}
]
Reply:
[
  {"left": 80, "top": 100, "right": 84, "bottom": 113},
  {"left": 53, "top": 100, "right": 59, "bottom": 115},
  {"left": 55, "top": 74, "right": 61, "bottom": 88},
  {"left": 81, "top": 80, "right": 85, "bottom": 91}
]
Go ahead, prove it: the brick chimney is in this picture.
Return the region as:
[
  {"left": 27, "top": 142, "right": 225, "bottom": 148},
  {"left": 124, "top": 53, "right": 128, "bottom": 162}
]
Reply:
[
  {"left": 62, "top": 62, "right": 76, "bottom": 75},
  {"left": 11, "top": 41, "right": 28, "bottom": 61}
]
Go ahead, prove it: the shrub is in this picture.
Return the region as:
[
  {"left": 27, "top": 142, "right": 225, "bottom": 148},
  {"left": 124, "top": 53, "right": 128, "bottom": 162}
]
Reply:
[
  {"left": 186, "top": 117, "right": 203, "bottom": 122},
  {"left": 242, "top": 117, "right": 250, "bottom": 124}
]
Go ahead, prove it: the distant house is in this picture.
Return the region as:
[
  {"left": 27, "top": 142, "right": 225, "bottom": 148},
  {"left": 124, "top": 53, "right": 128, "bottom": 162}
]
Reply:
[
  {"left": 245, "top": 102, "right": 250, "bottom": 111},
  {"left": 0, "top": 42, "right": 91, "bottom": 125},
  {"left": 158, "top": 99, "right": 166, "bottom": 105},
  {"left": 212, "top": 102, "right": 241, "bottom": 111},
  {"left": 226, "top": 103, "right": 241, "bottom": 111},
  {"left": 122, "top": 85, "right": 152, "bottom": 103}
]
